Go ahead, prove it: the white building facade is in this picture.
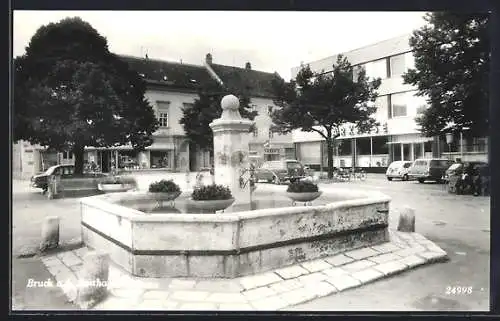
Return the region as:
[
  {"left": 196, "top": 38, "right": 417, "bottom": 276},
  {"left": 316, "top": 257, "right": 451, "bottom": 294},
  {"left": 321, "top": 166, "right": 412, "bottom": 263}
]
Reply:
[{"left": 291, "top": 34, "right": 488, "bottom": 172}]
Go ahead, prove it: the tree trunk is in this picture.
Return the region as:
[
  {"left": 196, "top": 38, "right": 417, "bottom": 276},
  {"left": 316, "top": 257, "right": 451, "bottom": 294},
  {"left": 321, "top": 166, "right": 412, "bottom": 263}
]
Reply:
[
  {"left": 327, "top": 137, "right": 334, "bottom": 179},
  {"left": 73, "top": 144, "right": 85, "bottom": 175}
]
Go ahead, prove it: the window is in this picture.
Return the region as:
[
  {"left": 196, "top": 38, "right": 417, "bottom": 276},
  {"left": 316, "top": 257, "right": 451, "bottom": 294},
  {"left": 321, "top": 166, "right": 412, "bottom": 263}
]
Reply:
[
  {"left": 405, "top": 52, "right": 415, "bottom": 70},
  {"left": 390, "top": 92, "right": 407, "bottom": 117},
  {"left": 62, "top": 152, "right": 73, "bottom": 159},
  {"left": 252, "top": 127, "right": 258, "bottom": 137},
  {"left": 403, "top": 163, "right": 412, "bottom": 168},
  {"left": 374, "top": 95, "right": 389, "bottom": 121},
  {"left": 365, "top": 58, "right": 388, "bottom": 80},
  {"left": 158, "top": 112, "right": 168, "bottom": 127},
  {"left": 157, "top": 101, "right": 170, "bottom": 127},
  {"left": 389, "top": 54, "right": 406, "bottom": 77},
  {"left": 352, "top": 65, "right": 365, "bottom": 82}
]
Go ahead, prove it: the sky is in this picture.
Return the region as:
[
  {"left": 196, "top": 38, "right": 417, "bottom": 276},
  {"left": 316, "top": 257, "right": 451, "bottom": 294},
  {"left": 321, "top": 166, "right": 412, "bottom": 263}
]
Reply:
[{"left": 13, "top": 11, "right": 428, "bottom": 80}]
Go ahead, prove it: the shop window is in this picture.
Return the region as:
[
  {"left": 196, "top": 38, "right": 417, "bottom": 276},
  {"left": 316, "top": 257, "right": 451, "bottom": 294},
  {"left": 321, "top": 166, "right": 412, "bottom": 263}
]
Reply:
[
  {"left": 372, "top": 136, "right": 389, "bottom": 155},
  {"left": 356, "top": 137, "right": 371, "bottom": 155},
  {"left": 150, "top": 151, "right": 171, "bottom": 168},
  {"left": 338, "top": 139, "right": 352, "bottom": 156},
  {"left": 118, "top": 151, "right": 139, "bottom": 169}
]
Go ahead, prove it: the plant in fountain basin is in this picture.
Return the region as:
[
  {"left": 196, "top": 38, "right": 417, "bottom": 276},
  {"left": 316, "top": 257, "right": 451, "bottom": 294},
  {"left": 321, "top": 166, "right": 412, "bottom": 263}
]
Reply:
[
  {"left": 148, "top": 179, "right": 182, "bottom": 202},
  {"left": 97, "top": 175, "right": 137, "bottom": 193},
  {"left": 286, "top": 180, "right": 323, "bottom": 205},
  {"left": 190, "top": 184, "right": 235, "bottom": 212}
]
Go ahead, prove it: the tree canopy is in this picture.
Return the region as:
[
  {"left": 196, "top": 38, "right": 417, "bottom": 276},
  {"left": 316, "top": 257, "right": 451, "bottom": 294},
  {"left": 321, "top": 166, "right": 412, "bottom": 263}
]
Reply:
[
  {"left": 270, "top": 55, "right": 381, "bottom": 178},
  {"left": 403, "top": 12, "right": 490, "bottom": 138},
  {"left": 14, "top": 17, "right": 159, "bottom": 174},
  {"left": 180, "top": 80, "right": 257, "bottom": 153}
]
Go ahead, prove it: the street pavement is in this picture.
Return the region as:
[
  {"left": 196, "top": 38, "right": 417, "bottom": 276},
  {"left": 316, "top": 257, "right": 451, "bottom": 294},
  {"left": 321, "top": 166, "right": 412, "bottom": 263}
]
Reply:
[{"left": 11, "top": 173, "right": 490, "bottom": 311}]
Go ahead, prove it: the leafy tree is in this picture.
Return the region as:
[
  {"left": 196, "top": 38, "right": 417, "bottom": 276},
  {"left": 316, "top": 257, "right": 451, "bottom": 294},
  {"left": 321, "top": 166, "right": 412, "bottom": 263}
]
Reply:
[
  {"left": 270, "top": 55, "right": 381, "bottom": 179},
  {"left": 14, "top": 17, "right": 159, "bottom": 174},
  {"left": 180, "top": 80, "right": 257, "bottom": 155},
  {"left": 403, "top": 12, "right": 489, "bottom": 138}
]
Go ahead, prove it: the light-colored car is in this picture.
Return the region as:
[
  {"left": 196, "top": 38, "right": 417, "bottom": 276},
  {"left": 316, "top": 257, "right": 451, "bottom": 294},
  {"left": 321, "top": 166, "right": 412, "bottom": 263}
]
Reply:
[
  {"left": 254, "top": 159, "right": 306, "bottom": 184},
  {"left": 386, "top": 161, "right": 413, "bottom": 181}
]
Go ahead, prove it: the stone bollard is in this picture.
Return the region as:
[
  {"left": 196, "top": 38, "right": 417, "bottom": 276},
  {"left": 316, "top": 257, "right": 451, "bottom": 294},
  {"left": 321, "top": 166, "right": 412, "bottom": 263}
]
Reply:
[
  {"left": 40, "top": 216, "right": 60, "bottom": 251},
  {"left": 77, "top": 251, "right": 110, "bottom": 309},
  {"left": 397, "top": 207, "right": 416, "bottom": 232}
]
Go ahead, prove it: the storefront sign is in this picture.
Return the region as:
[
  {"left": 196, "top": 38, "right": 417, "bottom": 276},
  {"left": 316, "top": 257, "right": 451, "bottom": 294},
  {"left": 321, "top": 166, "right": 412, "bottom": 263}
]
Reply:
[{"left": 264, "top": 148, "right": 280, "bottom": 154}]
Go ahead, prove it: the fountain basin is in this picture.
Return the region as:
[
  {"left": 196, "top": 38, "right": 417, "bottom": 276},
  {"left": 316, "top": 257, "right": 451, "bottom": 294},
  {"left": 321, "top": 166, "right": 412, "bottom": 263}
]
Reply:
[{"left": 80, "top": 189, "right": 391, "bottom": 278}]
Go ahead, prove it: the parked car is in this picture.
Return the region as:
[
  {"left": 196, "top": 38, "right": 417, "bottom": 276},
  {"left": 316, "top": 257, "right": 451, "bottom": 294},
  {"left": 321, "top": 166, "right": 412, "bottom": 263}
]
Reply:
[
  {"left": 386, "top": 161, "right": 413, "bottom": 181},
  {"left": 30, "top": 164, "right": 75, "bottom": 193},
  {"left": 254, "top": 159, "right": 306, "bottom": 184},
  {"left": 408, "top": 158, "right": 454, "bottom": 183},
  {"left": 442, "top": 161, "right": 487, "bottom": 184},
  {"left": 446, "top": 161, "right": 489, "bottom": 195}
]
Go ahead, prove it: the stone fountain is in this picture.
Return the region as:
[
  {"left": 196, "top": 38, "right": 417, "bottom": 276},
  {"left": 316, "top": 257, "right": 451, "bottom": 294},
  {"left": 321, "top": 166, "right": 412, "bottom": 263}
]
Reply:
[{"left": 79, "top": 94, "right": 391, "bottom": 279}]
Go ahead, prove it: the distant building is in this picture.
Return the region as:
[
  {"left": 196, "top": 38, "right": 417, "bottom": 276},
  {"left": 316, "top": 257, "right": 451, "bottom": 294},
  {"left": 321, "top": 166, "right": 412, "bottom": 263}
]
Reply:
[
  {"left": 13, "top": 53, "right": 294, "bottom": 178},
  {"left": 291, "top": 34, "right": 488, "bottom": 171}
]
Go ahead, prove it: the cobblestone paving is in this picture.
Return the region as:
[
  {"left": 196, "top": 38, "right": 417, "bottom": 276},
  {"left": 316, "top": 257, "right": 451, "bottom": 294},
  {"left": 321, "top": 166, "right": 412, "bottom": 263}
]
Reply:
[{"left": 40, "top": 230, "right": 448, "bottom": 311}]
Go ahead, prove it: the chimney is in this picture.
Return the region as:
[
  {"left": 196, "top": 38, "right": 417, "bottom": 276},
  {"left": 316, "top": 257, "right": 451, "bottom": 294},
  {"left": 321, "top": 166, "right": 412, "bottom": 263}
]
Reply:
[
  {"left": 245, "top": 62, "right": 252, "bottom": 70},
  {"left": 205, "top": 53, "right": 213, "bottom": 64}
]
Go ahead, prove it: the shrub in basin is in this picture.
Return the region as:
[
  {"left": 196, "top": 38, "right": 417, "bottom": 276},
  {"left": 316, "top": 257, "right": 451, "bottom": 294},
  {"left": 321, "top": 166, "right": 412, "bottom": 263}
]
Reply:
[
  {"left": 149, "top": 179, "right": 181, "bottom": 193},
  {"left": 192, "top": 184, "right": 233, "bottom": 201},
  {"left": 287, "top": 180, "right": 319, "bottom": 193}
]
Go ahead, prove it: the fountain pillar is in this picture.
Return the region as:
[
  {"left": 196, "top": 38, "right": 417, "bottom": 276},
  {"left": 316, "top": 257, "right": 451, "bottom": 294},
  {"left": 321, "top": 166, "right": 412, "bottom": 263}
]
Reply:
[{"left": 209, "top": 95, "right": 254, "bottom": 207}]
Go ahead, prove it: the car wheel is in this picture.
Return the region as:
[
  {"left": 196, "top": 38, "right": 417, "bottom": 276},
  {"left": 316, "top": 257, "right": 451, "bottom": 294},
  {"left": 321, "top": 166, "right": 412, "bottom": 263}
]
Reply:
[
  {"left": 387, "top": 177, "right": 393, "bottom": 181},
  {"left": 403, "top": 174, "right": 409, "bottom": 181},
  {"left": 418, "top": 178, "right": 425, "bottom": 183}
]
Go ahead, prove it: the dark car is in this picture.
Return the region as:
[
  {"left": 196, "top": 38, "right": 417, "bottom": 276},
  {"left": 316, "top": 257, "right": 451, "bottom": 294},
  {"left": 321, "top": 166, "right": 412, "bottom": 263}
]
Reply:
[
  {"left": 446, "top": 161, "right": 489, "bottom": 195},
  {"left": 30, "top": 165, "right": 75, "bottom": 193},
  {"left": 408, "top": 158, "right": 454, "bottom": 183},
  {"left": 443, "top": 161, "right": 486, "bottom": 183},
  {"left": 254, "top": 159, "right": 306, "bottom": 184}
]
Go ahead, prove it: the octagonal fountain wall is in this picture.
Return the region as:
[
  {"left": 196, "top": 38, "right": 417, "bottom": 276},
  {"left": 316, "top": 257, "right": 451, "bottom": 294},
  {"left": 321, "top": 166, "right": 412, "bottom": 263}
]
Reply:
[{"left": 80, "top": 189, "right": 391, "bottom": 278}]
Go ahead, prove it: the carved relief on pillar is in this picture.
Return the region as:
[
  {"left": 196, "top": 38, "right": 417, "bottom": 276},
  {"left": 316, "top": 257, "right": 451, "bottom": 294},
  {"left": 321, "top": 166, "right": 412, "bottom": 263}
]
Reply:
[{"left": 230, "top": 150, "right": 247, "bottom": 167}]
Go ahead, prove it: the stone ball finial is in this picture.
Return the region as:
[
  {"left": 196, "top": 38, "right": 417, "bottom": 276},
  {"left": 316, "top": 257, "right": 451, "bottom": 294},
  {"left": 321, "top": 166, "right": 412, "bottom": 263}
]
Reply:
[{"left": 221, "top": 94, "right": 240, "bottom": 111}]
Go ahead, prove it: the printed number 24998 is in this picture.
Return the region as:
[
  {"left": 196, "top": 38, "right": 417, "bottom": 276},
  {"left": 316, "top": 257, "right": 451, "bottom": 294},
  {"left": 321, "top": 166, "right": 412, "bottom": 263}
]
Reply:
[{"left": 446, "top": 286, "right": 472, "bottom": 295}]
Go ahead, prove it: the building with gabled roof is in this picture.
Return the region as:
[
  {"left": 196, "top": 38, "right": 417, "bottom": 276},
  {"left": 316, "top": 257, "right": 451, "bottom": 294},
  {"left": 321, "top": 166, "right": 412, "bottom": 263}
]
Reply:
[{"left": 13, "top": 53, "right": 295, "bottom": 178}]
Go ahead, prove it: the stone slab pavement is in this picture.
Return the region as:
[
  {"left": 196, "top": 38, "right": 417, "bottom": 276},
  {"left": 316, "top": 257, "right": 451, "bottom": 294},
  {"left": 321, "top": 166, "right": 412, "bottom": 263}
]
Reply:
[{"left": 38, "top": 230, "right": 448, "bottom": 311}]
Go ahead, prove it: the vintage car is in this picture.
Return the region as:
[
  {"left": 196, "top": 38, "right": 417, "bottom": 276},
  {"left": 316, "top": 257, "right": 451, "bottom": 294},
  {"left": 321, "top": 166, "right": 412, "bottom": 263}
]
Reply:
[
  {"left": 30, "top": 165, "right": 76, "bottom": 193},
  {"left": 408, "top": 158, "right": 454, "bottom": 183},
  {"left": 254, "top": 159, "right": 306, "bottom": 184},
  {"left": 386, "top": 161, "right": 413, "bottom": 181}
]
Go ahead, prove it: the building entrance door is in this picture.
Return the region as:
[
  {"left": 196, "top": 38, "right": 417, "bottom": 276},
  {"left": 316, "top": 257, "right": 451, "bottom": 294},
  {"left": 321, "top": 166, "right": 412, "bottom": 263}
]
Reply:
[
  {"left": 403, "top": 143, "right": 411, "bottom": 161},
  {"left": 100, "top": 151, "right": 111, "bottom": 173}
]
